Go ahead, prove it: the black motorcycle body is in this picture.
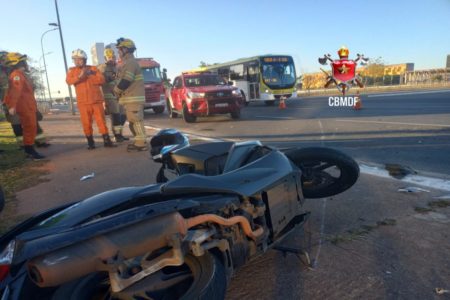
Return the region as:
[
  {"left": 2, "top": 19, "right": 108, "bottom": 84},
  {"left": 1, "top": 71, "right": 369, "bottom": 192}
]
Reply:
[{"left": 0, "top": 134, "right": 359, "bottom": 300}]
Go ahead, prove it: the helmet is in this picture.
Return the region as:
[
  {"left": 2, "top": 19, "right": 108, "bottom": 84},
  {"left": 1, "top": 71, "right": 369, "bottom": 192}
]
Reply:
[
  {"left": 104, "top": 48, "right": 116, "bottom": 62},
  {"left": 116, "top": 37, "right": 136, "bottom": 51},
  {"left": 337, "top": 46, "right": 349, "bottom": 58},
  {"left": 71, "top": 49, "right": 87, "bottom": 60},
  {"left": 5, "top": 52, "right": 27, "bottom": 67}
]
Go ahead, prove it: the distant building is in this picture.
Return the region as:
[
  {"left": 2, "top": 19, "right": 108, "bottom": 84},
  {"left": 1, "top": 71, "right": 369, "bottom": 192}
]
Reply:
[
  {"left": 91, "top": 43, "right": 104, "bottom": 65},
  {"left": 91, "top": 42, "right": 119, "bottom": 66},
  {"left": 447, "top": 55, "right": 450, "bottom": 68}
]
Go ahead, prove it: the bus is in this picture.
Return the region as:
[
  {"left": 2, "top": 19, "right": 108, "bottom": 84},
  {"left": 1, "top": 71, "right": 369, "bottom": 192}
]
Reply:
[{"left": 200, "top": 55, "right": 297, "bottom": 106}]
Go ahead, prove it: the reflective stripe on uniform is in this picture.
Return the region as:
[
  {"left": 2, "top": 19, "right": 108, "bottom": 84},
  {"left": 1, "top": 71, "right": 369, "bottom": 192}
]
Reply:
[
  {"left": 124, "top": 71, "right": 135, "bottom": 81},
  {"left": 119, "top": 96, "right": 145, "bottom": 104}
]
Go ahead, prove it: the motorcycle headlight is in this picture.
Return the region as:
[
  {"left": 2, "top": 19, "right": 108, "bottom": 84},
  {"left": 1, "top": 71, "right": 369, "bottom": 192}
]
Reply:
[{"left": 187, "top": 92, "right": 205, "bottom": 99}]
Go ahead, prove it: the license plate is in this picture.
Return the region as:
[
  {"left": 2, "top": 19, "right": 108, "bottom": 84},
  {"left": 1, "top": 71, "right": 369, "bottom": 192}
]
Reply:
[{"left": 215, "top": 103, "right": 228, "bottom": 107}]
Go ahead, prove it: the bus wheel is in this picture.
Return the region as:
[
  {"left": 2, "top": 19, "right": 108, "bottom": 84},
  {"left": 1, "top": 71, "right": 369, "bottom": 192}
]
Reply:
[
  {"left": 264, "top": 100, "right": 275, "bottom": 106},
  {"left": 241, "top": 91, "right": 249, "bottom": 106}
]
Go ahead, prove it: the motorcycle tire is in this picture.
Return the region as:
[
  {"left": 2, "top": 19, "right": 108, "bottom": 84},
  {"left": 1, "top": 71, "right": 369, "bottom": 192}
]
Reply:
[
  {"left": 51, "top": 252, "right": 226, "bottom": 300},
  {"left": 284, "top": 147, "right": 359, "bottom": 199}
]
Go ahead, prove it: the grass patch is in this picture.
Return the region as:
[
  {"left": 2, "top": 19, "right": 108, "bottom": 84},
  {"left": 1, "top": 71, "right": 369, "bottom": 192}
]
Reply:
[
  {"left": 414, "top": 206, "right": 433, "bottom": 213},
  {"left": 0, "top": 121, "right": 50, "bottom": 233},
  {"left": 428, "top": 200, "right": 450, "bottom": 209}
]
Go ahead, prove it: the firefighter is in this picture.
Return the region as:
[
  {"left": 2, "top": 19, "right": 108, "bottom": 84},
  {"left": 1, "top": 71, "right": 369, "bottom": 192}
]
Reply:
[
  {"left": 113, "top": 38, "right": 148, "bottom": 152},
  {"left": 66, "top": 49, "right": 115, "bottom": 150},
  {"left": 3, "top": 53, "right": 45, "bottom": 160},
  {"left": 97, "top": 47, "right": 128, "bottom": 142}
]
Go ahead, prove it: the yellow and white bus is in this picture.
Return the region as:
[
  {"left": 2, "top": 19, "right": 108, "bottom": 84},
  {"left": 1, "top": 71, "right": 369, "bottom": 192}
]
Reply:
[{"left": 200, "top": 55, "right": 297, "bottom": 106}]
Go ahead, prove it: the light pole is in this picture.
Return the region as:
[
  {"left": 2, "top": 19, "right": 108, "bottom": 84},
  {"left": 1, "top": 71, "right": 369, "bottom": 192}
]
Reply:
[
  {"left": 38, "top": 51, "right": 52, "bottom": 101},
  {"left": 40, "top": 28, "right": 56, "bottom": 104},
  {"left": 52, "top": 0, "right": 75, "bottom": 115}
]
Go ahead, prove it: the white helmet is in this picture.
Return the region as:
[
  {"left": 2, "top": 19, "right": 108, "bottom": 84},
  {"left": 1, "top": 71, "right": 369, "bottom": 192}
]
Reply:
[{"left": 71, "top": 49, "right": 87, "bottom": 60}]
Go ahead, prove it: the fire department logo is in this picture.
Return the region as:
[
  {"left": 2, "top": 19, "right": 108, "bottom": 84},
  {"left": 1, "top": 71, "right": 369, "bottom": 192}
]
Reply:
[{"left": 318, "top": 46, "right": 369, "bottom": 95}]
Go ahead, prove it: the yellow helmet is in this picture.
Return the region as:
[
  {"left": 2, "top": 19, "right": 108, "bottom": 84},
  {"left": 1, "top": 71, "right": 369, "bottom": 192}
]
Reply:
[
  {"left": 116, "top": 37, "right": 136, "bottom": 51},
  {"left": 5, "top": 52, "right": 27, "bottom": 67},
  {"left": 337, "top": 46, "right": 349, "bottom": 58},
  {"left": 104, "top": 48, "right": 116, "bottom": 62},
  {"left": 71, "top": 49, "right": 87, "bottom": 60}
]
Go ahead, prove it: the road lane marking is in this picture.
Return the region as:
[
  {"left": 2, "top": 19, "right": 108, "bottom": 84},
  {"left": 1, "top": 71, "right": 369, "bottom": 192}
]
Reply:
[
  {"left": 318, "top": 120, "right": 325, "bottom": 147},
  {"left": 336, "top": 119, "right": 450, "bottom": 128},
  {"left": 254, "top": 116, "right": 294, "bottom": 120},
  {"left": 368, "top": 89, "right": 450, "bottom": 97},
  {"left": 360, "top": 164, "right": 450, "bottom": 192}
]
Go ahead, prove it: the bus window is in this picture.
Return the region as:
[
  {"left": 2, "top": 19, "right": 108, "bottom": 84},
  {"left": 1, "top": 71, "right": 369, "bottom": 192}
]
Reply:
[{"left": 230, "top": 65, "right": 244, "bottom": 80}]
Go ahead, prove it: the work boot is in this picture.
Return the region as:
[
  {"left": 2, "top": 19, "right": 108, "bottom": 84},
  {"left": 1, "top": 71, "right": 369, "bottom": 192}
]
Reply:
[
  {"left": 127, "top": 143, "right": 148, "bottom": 152},
  {"left": 103, "top": 134, "right": 116, "bottom": 148},
  {"left": 86, "top": 135, "right": 95, "bottom": 150},
  {"left": 24, "top": 145, "right": 46, "bottom": 160},
  {"left": 114, "top": 134, "right": 129, "bottom": 143}
]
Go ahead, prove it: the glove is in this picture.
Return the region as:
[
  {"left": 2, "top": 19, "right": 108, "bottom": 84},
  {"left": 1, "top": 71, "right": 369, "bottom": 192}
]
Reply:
[{"left": 113, "top": 86, "right": 123, "bottom": 98}]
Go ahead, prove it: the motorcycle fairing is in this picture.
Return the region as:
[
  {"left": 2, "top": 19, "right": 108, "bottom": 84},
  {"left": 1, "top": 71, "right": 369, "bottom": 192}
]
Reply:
[{"left": 161, "top": 149, "right": 300, "bottom": 197}]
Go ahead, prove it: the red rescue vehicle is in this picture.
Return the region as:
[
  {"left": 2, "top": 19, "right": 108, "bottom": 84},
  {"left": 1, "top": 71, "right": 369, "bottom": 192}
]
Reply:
[
  {"left": 166, "top": 71, "right": 243, "bottom": 123},
  {"left": 136, "top": 58, "right": 166, "bottom": 114}
]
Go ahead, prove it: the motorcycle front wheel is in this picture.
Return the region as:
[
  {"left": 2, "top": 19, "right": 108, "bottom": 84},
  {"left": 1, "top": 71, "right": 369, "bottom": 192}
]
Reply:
[
  {"left": 284, "top": 147, "right": 360, "bottom": 199},
  {"left": 51, "top": 252, "right": 226, "bottom": 300}
]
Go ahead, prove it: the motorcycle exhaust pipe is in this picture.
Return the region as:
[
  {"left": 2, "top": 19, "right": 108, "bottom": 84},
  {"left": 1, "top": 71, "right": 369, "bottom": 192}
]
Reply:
[
  {"left": 28, "top": 212, "right": 188, "bottom": 287},
  {"left": 28, "top": 211, "right": 264, "bottom": 288}
]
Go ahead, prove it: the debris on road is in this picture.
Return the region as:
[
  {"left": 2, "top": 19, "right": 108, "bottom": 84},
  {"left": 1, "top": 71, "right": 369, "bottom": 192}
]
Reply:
[
  {"left": 435, "top": 288, "right": 449, "bottom": 295},
  {"left": 80, "top": 173, "right": 95, "bottom": 181},
  {"left": 397, "top": 187, "right": 430, "bottom": 193}
]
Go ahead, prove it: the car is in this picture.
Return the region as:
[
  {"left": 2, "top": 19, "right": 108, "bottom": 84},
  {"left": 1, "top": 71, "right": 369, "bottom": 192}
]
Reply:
[{"left": 166, "top": 71, "right": 243, "bottom": 123}]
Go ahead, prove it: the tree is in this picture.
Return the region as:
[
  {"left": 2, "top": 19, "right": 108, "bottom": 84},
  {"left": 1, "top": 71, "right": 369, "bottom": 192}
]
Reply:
[{"left": 199, "top": 61, "right": 219, "bottom": 68}]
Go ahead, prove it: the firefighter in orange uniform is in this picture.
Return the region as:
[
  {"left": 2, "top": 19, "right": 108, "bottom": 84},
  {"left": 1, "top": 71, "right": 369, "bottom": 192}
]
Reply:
[
  {"left": 3, "top": 53, "right": 45, "bottom": 160},
  {"left": 66, "top": 49, "right": 115, "bottom": 149}
]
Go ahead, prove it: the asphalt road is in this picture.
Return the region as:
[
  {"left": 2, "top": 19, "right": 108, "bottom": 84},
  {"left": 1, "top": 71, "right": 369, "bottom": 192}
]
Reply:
[{"left": 143, "top": 89, "right": 450, "bottom": 177}]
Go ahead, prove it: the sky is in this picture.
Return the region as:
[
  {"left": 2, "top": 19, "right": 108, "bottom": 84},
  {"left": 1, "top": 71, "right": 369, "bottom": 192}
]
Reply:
[{"left": 2, "top": 0, "right": 450, "bottom": 98}]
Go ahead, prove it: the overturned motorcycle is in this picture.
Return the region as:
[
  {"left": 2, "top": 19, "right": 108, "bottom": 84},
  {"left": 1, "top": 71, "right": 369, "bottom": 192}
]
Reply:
[{"left": 0, "top": 129, "right": 359, "bottom": 299}]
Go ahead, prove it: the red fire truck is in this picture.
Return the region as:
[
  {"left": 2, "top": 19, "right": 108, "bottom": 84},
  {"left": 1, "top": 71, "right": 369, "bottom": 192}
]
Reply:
[{"left": 136, "top": 58, "right": 166, "bottom": 114}]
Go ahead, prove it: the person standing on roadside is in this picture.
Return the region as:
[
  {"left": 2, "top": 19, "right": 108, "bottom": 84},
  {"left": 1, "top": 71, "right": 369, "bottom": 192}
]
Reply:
[
  {"left": 3, "top": 53, "right": 45, "bottom": 160},
  {"left": 113, "top": 38, "right": 148, "bottom": 152},
  {"left": 97, "top": 47, "right": 128, "bottom": 142},
  {"left": 66, "top": 49, "right": 115, "bottom": 150}
]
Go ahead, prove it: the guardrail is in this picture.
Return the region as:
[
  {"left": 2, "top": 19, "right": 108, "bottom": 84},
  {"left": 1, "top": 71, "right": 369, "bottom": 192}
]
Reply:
[{"left": 298, "top": 82, "right": 450, "bottom": 97}]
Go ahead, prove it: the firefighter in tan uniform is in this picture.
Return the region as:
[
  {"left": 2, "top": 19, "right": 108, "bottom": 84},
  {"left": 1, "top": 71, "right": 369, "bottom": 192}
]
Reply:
[
  {"left": 113, "top": 38, "right": 148, "bottom": 151},
  {"left": 97, "top": 48, "right": 128, "bottom": 142}
]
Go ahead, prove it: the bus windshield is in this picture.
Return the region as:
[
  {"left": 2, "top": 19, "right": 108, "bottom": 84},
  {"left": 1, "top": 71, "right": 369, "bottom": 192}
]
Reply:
[
  {"left": 261, "top": 57, "right": 296, "bottom": 89},
  {"left": 142, "top": 67, "right": 162, "bottom": 83}
]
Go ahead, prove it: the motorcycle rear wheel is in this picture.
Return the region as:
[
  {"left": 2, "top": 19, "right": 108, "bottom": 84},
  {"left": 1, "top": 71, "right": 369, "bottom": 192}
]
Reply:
[
  {"left": 51, "top": 252, "right": 226, "bottom": 300},
  {"left": 284, "top": 147, "right": 359, "bottom": 199}
]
